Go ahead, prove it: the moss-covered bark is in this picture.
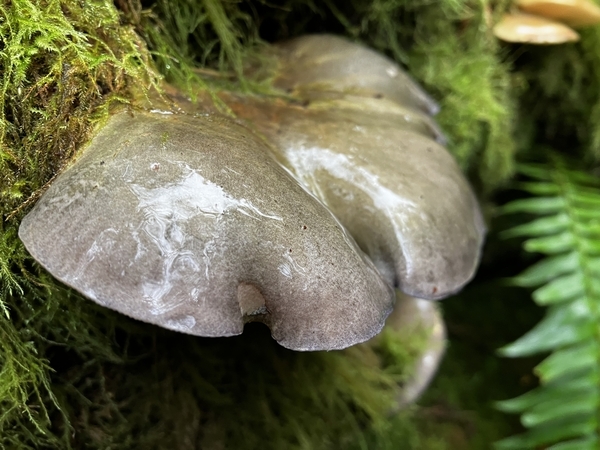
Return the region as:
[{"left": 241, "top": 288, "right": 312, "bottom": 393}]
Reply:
[{"left": 4, "top": 0, "right": 600, "bottom": 448}]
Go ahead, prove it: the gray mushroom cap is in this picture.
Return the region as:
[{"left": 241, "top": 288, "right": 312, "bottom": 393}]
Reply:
[
  {"left": 272, "top": 34, "right": 440, "bottom": 115},
  {"left": 225, "top": 94, "right": 485, "bottom": 299},
  {"left": 18, "top": 109, "right": 394, "bottom": 351},
  {"left": 223, "top": 34, "right": 485, "bottom": 299}
]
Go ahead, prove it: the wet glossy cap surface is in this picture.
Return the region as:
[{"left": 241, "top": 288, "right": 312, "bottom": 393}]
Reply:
[
  {"left": 19, "top": 110, "right": 394, "bottom": 351},
  {"left": 226, "top": 94, "right": 485, "bottom": 299}
]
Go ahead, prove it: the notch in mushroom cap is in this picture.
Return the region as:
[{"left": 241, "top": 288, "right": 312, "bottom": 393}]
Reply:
[
  {"left": 517, "top": 0, "right": 600, "bottom": 27},
  {"left": 493, "top": 13, "right": 580, "bottom": 44},
  {"left": 271, "top": 34, "right": 440, "bottom": 116},
  {"left": 18, "top": 107, "right": 394, "bottom": 351}
]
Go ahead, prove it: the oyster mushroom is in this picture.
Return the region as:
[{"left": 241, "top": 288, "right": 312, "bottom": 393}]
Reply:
[
  {"left": 493, "top": 13, "right": 580, "bottom": 44},
  {"left": 223, "top": 35, "right": 485, "bottom": 300},
  {"left": 516, "top": 0, "right": 600, "bottom": 27},
  {"left": 19, "top": 108, "right": 394, "bottom": 351},
  {"left": 20, "top": 35, "right": 485, "bottom": 353}
]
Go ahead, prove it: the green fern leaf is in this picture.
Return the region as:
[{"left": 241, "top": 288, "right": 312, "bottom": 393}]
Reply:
[
  {"left": 516, "top": 181, "right": 560, "bottom": 195},
  {"left": 536, "top": 342, "right": 597, "bottom": 381},
  {"left": 501, "top": 196, "right": 566, "bottom": 214},
  {"left": 496, "top": 159, "right": 600, "bottom": 448},
  {"left": 547, "top": 436, "right": 599, "bottom": 450},
  {"left": 512, "top": 252, "right": 578, "bottom": 287},
  {"left": 502, "top": 213, "right": 570, "bottom": 238},
  {"left": 524, "top": 232, "right": 575, "bottom": 254}
]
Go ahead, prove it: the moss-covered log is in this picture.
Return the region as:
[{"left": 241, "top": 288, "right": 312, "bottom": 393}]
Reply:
[{"left": 4, "top": 0, "right": 600, "bottom": 448}]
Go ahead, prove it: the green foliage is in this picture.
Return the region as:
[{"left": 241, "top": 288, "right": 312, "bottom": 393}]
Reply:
[
  {"left": 496, "top": 159, "right": 600, "bottom": 449},
  {"left": 0, "top": 0, "right": 157, "bottom": 444},
  {"left": 138, "top": 0, "right": 266, "bottom": 97},
  {"left": 405, "top": 1, "right": 516, "bottom": 192},
  {"left": 0, "top": 0, "right": 158, "bottom": 218},
  {"left": 0, "top": 302, "right": 435, "bottom": 449},
  {"left": 512, "top": 27, "right": 600, "bottom": 164}
]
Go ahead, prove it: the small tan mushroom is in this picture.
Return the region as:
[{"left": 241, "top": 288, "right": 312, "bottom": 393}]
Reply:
[
  {"left": 19, "top": 107, "right": 394, "bottom": 351},
  {"left": 493, "top": 13, "right": 580, "bottom": 44},
  {"left": 517, "top": 0, "right": 600, "bottom": 27}
]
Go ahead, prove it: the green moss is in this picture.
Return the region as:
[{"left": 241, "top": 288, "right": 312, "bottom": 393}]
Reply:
[
  {"left": 402, "top": 2, "right": 516, "bottom": 192},
  {"left": 0, "top": 0, "right": 158, "bottom": 219},
  {"left": 1, "top": 303, "right": 432, "bottom": 448},
  {"left": 138, "top": 0, "right": 268, "bottom": 99},
  {"left": 0, "top": 0, "right": 157, "bottom": 444},
  {"left": 510, "top": 27, "right": 600, "bottom": 165}
]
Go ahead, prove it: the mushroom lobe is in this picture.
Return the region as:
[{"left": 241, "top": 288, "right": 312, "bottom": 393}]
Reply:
[
  {"left": 226, "top": 34, "right": 485, "bottom": 300},
  {"left": 18, "top": 110, "right": 394, "bottom": 351},
  {"left": 225, "top": 94, "right": 485, "bottom": 300},
  {"left": 273, "top": 34, "right": 440, "bottom": 115}
]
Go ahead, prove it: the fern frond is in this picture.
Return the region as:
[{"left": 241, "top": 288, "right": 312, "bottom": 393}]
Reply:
[{"left": 496, "top": 159, "right": 600, "bottom": 449}]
